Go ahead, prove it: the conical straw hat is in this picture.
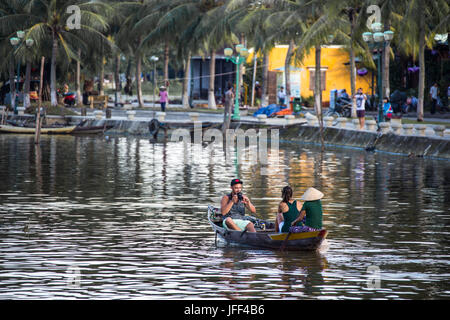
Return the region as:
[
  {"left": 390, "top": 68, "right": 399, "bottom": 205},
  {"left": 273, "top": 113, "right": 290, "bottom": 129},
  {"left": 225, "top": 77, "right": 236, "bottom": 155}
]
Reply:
[{"left": 300, "top": 187, "right": 324, "bottom": 201}]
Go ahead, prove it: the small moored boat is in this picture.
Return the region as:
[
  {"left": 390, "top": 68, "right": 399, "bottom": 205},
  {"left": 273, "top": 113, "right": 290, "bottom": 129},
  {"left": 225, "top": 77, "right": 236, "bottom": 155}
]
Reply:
[
  {"left": 0, "top": 124, "right": 76, "bottom": 134},
  {"left": 207, "top": 205, "right": 328, "bottom": 251},
  {"left": 71, "top": 124, "right": 114, "bottom": 134}
]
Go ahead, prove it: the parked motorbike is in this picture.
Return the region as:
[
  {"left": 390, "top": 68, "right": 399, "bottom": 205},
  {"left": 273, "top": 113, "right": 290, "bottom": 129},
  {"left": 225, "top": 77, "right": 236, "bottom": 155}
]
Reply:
[
  {"left": 326, "top": 96, "right": 352, "bottom": 118},
  {"left": 57, "top": 89, "right": 76, "bottom": 106}
]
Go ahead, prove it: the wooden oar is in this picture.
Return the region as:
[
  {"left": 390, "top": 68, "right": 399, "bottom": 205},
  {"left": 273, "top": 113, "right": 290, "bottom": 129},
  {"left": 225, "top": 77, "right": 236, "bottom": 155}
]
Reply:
[{"left": 280, "top": 231, "right": 292, "bottom": 251}]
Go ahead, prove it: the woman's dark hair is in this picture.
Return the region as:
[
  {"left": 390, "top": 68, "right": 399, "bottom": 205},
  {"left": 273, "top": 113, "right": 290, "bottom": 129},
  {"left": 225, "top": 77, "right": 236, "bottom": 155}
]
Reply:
[{"left": 282, "top": 186, "right": 293, "bottom": 203}]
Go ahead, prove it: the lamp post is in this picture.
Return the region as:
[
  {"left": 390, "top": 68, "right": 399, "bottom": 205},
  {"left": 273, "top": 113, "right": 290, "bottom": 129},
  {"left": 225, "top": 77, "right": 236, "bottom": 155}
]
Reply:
[
  {"left": 150, "top": 56, "right": 159, "bottom": 109},
  {"left": 363, "top": 23, "right": 394, "bottom": 124},
  {"left": 224, "top": 44, "right": 249, "bottom": 121}
]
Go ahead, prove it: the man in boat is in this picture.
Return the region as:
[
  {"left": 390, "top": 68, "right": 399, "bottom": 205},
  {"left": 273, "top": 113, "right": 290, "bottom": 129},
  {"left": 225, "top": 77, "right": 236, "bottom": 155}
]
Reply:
[{"left": 220, "top": 179, "right": 256, "bottom": 232}]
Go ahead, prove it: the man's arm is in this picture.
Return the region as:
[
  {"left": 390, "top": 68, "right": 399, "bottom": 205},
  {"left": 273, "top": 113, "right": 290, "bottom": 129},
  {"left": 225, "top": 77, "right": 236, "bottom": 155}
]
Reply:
[
  {"left": 242, "top": 195, "right": 256, "bottom": 214},
  {"left": 221, "top": 195, "right": 235, "bottom": 216}
]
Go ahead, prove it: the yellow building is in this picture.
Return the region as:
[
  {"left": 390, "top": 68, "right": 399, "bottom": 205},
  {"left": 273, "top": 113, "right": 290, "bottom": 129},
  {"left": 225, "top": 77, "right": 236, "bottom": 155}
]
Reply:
[{"left": 254, "top": 45, "right": 373, "bottom": 104}]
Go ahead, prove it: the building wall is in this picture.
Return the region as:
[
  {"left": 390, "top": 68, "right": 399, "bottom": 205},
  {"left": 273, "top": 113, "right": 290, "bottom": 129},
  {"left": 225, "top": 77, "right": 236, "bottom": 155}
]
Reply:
[
  {"left": 265, "top": 45, "right": 373, "bottom": 103},
  {"left": 190, "top": 57, "right": 234, "bottom": 101}
]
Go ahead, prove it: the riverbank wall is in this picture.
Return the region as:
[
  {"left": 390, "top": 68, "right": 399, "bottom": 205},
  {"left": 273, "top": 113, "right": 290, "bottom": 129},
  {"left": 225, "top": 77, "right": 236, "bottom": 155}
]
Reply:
[
  {"left": 76, "top": 117, "right": 450, "bottom": 160},
  {"left": 273, "top": 125, "right": 450, "bottom": 159},
  {"left": 4, "top": 113, "right": 450, "bottom": 160}
]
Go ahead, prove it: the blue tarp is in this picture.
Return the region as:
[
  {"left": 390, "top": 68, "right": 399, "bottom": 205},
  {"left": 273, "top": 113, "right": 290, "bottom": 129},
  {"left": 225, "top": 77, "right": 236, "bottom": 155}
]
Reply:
[{"left": 253, "top": 104, "right": 286, "bottom": 118}]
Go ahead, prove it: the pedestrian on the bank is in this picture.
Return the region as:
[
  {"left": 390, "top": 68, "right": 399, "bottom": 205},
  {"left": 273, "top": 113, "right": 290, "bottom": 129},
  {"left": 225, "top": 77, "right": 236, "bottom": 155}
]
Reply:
[
  {"left": 404, "top": 96, "right": 418, "bottom": 113},
  {"left": 223, "top": 85, "right": 234, "bottom": 133},
  {"left": 278, "top": 86, "right": 286, "bottom": 106},
  {"left": 430, "top": 83, "right": 439, "bottom": 114},
  {"left": 447, "top": 85, "right": 450, "bottom": 108},
  {"left": 383, "top": 97, "right": 393, "bottom": 121},
  {"left": 159, "top": 86, "right": 168, "bottom": 112},
  {"left": 354, "top": 88, "right": 367, "bottom": 129},
  {"left": 255, "top": 81, "right": 262, "bottom": 107}
]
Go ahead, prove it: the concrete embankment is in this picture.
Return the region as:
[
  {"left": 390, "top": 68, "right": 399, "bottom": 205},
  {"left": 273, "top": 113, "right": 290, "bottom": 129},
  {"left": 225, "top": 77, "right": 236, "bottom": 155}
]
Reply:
[
  {"left": 272, "top": 125, "right": 450, "bottom": 159},
  {"left": 71, "top": 117, "right": 450, "bottom": 160},
  {"left": 5, "top": 113, "right": 450, "bottom": 160}
]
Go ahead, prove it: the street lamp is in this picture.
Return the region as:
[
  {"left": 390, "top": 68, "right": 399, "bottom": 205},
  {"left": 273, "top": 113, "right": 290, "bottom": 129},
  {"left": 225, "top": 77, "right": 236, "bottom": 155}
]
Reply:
[
  {"left": 150, "top": 56, "right": 159, "bottom": 109},
  {"left": 363, "top": 23, "right": 395, "bottom": 124},
  {"left": 224, "top": 44, "right": 249, "bottom": 120}
]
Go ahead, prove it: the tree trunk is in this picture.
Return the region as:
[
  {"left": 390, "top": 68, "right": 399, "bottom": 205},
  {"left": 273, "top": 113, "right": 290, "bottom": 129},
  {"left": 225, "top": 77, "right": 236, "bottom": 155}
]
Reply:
[
  {"left": 383, "top": 19, "right": 391, "bottom": 98},
  {"left": 99, "top": 57, "right": 105, "bottom": 96},
  {"left": 35, "top": 57, "right": 45, "bottom": 145},
  {"left": 114, "top": 54, "right": 121, "bottom": 106},
  {"left": 417, "top": 15, "right": 425, "bottom": 121},
  {"left": 23, "top": 61, "right": 31, "bottom": 109},
  {"left": 76, "top": 48, "right": 82, "bottom": 106},
  {"left": 164, "top": 41, "right": 170, "bottom": 107},
  {"left": 349, "top": 26, "right": 357, "bottom": 118},
  {"left": 349, "top": 47, "right": 357, "bottom": 118},
  {"left": 182, "top": 52, "right": 191, "bottom": 109},
  {"left": 285, "top": 39, "right": 295, "bottom": 107},
  {"left": 239, "top": 34, "right": 245, "bottom": 105},
  {"left": 9, "top": 54, "right": 15, "bottom": 112},
  {"left": 164, "top": 41, "right": 169, "bottom": 85},
  {"left": 136, "top": 53, "right": 143, "bottom": 107},
  {"left": 125, "top": 58, "right": 133, "bottom": 100},
  {"left": 50, "top": 32, "right": 58, "bottom": 107},
  {"left": 261, "top": 52, "right": 269, "bottom": 107},
  {"left": 315, "top": 45, "right": 324, "bottom": 150},
  {"left": 208, "top": 51, "right": 217, "bottom": 109},
  {"left": 251, "top": 52, "right": 257, "bottom": 107}
]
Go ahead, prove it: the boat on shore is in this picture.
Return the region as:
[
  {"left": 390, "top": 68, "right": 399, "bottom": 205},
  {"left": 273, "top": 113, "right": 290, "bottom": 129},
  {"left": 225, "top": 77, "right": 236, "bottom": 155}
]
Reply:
[
  {"left": 71, "top": 123, "right": 114, "bottom": 134},
  {"left": 207, "top": 205, "right": 328, "bottom": 251},
  {"left": 0, "top": 119, "right": 113, "bottom": 135},
  {"left": 0, "top": 124, "right": 77, "bottom": 134}
]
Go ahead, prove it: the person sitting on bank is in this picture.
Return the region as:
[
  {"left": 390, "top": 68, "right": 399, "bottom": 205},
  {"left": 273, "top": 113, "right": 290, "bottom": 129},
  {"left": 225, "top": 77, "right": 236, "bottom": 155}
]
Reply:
[
  {"left": 383, "top": 97, "right": 393, "bottom": 121},
  {"left": 275, "top": 186, "right": 303, "bottom": 233},
  {"left": 290, "top": 187, "right": 324, "bottom": 231},
  {"left": 220, "top": 179, "right": 256, "bottom": 232}
]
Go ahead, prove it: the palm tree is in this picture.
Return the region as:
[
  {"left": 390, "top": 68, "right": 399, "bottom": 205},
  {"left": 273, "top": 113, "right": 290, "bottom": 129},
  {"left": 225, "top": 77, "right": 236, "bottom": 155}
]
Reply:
[
  {"left": 115, "top": 0, "right": 151, "bottom": 108},
  {"left": 376, "top": 0, "right": 403, "bottom": 98},
  {"left": 139, "top": 0, "right": 235, "bottom": 109},
  {"left": 259, "top": 0, "right": 303, "bottom": 108},
  {"left": 135, "top": 0, "right": 185, "bottom": 107},
  {"left": 0, "top": 0, "right": 113, "bottom": 107},
  {"left": 398, "top": 0, "right": 449, "bottom": 121},
  {"left": 292, "top": 0, "right": 339, "bottom": 150},
  {"left": 230, "top": 0, "right": 276, "bottom": 107}
]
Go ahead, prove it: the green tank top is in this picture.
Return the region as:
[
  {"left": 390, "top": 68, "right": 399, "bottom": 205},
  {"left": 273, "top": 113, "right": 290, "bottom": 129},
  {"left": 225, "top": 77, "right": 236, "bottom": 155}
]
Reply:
[
  {"left": 281, "top": 200, "right": 301, "bottom": 233},
  {"left": 301, "top": 200, "right": 323, "bottom": 229}
]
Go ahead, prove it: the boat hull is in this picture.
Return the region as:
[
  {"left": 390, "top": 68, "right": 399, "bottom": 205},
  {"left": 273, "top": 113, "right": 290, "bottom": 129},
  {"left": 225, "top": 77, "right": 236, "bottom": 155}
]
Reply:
[
  {"left": 208, "top": 205, "right": 327, "bottom": 251},
  {"left": 0, "top": 125, "right": 76, "bottom": 134}
]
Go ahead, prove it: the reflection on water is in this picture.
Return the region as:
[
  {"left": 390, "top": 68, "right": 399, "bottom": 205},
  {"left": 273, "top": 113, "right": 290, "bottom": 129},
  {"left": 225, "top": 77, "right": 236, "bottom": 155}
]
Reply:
[{"left": 0, "top": 134, "right": 449, "bottom": 299}]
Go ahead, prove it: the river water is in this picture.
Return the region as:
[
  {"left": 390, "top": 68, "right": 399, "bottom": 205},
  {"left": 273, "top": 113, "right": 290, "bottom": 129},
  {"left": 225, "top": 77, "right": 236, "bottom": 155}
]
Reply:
[{"left": 0, "top": 134, "right": 449, "bottom": 300}]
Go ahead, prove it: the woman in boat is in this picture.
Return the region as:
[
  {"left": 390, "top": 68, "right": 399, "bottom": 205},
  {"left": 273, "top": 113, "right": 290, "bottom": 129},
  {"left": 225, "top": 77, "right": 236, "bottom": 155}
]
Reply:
[
  {"left": 291, "top": 187, "right": 324, "bottom": 231},
  {"left": 275, "top": 186, "right": 303, "bottom": 233}
]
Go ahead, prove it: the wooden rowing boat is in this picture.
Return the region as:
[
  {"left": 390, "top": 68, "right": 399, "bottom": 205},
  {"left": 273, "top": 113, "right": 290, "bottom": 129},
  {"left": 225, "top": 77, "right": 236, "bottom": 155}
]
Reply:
[
  {"left": 207, "top": 205, "right": 328, "bottom": 251},
  {"left": 0, "top": 124, "right": 76, "bottom": 134},
  {"left": 71, "top": 124, "right": 114, "bottom": 134}
]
